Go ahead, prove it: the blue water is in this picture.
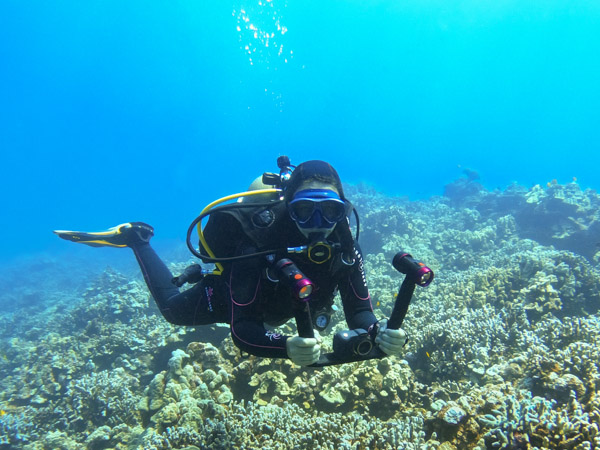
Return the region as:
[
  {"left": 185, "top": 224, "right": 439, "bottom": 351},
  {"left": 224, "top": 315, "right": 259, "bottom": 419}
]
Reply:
[{"left": 1, "top": 0, "right": 599, "bottom": 264}]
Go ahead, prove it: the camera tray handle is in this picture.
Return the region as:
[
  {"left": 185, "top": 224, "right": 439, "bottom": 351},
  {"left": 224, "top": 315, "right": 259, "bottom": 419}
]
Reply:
[{"left": 387, "top": 276, "right": 416, "bottom": 330}]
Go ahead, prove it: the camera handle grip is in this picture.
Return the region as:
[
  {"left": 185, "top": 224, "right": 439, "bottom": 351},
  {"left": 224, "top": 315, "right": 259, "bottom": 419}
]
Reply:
[
  {"left": 387, "top": 277, "right": 416, "bottom": 330},
  {"left": 294, "top": 302, "right": 315, "bottom": 339}
]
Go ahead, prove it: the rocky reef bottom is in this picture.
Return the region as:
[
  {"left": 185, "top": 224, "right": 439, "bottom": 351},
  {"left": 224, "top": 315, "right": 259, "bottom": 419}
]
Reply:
[{"left": 1, "top": 180, "right": 600, "bottom": 449}]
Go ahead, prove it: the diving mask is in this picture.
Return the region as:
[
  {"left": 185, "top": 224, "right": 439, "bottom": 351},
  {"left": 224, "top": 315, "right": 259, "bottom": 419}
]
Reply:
[{"left": 288, "top": 189, "right": 346, "bottom": 237}]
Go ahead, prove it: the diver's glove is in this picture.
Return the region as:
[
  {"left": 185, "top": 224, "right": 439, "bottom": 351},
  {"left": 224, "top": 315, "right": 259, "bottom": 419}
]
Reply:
[
  {"left": 286, "top": 336, "right": 321, "bottom": 366},
  {"left": 375, "top": 319, "right": 408, "bottom": 357}
]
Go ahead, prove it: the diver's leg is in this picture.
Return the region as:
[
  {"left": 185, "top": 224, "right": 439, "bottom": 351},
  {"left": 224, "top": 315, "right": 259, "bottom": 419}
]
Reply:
[
  {"left": 131, "top": 242, "right": 228, "bottom": 326},
  {"left": 150, "top": 276, "right": 228, "bottom": 326},
  {"left": 53, "top": 222, "right": 226, "bottom": 325},
  {"left": 130, "top": 241, "right": 180, "bottom": 308}
]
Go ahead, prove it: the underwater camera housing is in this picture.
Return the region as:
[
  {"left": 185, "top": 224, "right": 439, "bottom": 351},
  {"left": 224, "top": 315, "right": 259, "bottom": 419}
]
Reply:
[{"left": 332, "top": 328, "right": 374, "bottom": 359}]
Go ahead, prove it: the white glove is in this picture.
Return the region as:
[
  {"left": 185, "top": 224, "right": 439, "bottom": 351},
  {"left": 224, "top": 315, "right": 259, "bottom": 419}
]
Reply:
[
  {"left": 286, "top": 336, "right": 321, "bottom": 366},
  {"left": 375, "top": 319, "right": 408, "bottom": 357}
]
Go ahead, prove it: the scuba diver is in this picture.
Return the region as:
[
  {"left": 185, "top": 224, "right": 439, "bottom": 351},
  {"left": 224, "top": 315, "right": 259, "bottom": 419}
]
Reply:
[{"left": 54, "top": 159, "right": 409, "bottom": 367}]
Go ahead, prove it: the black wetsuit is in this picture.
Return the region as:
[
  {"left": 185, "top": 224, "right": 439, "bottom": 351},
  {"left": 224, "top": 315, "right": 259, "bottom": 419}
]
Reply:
[{"left": 131, "top": 204, "right": 377, "bottom": 359}]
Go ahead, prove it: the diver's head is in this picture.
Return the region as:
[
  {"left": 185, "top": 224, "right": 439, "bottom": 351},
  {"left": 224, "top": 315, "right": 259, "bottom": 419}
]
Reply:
[{"left": 286, "top": 161, "right": 347, "bottom": 239}]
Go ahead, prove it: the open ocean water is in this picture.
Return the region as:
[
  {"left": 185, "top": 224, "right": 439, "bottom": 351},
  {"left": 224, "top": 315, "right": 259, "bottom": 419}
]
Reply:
[{"left": 1, "top": 1, "right": 600, "bottom": 449}]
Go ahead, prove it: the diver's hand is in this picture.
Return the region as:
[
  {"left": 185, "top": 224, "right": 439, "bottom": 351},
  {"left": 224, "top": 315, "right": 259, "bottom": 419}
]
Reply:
[
  {"left": 375, "top": 319, "right": 408, "bottom": 357},
  {"left": 286, "top": 336, "right": 321, "bottom": 366}
]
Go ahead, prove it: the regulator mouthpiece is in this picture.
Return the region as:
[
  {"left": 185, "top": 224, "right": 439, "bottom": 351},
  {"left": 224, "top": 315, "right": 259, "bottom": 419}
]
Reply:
[
  {"left": 307, "top": 240, "right": 333, "bottom": 264},
  {"left": 286, "top": 238, "right": 336, "bottom": 264}
]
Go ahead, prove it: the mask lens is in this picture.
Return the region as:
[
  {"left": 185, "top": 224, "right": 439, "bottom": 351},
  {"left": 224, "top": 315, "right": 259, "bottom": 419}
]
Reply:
[
  {"left": 320, "top": 200, "right": 345, "bottom": 223},
  {"left": 290, "top": 200, "right": 315, "bottom": 223}
]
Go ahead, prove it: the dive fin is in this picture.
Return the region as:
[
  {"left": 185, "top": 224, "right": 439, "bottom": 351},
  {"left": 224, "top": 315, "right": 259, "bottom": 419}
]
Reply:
[{"left": 53, "top": 222, "right": 154, "bottom": 248}]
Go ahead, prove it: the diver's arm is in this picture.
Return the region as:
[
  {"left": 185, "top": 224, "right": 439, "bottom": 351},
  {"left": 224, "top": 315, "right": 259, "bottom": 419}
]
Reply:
[
  {"left": 337, "top": 243, "right": 378, "bottom": 330},
  {"left": 228, "top": 246, "right": 289, "bottom": 359}
]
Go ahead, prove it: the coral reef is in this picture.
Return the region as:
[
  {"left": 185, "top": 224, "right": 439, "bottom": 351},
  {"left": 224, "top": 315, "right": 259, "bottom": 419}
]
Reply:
[{"left": 1, "top": 179, "right": 600, "bottom": 449}]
